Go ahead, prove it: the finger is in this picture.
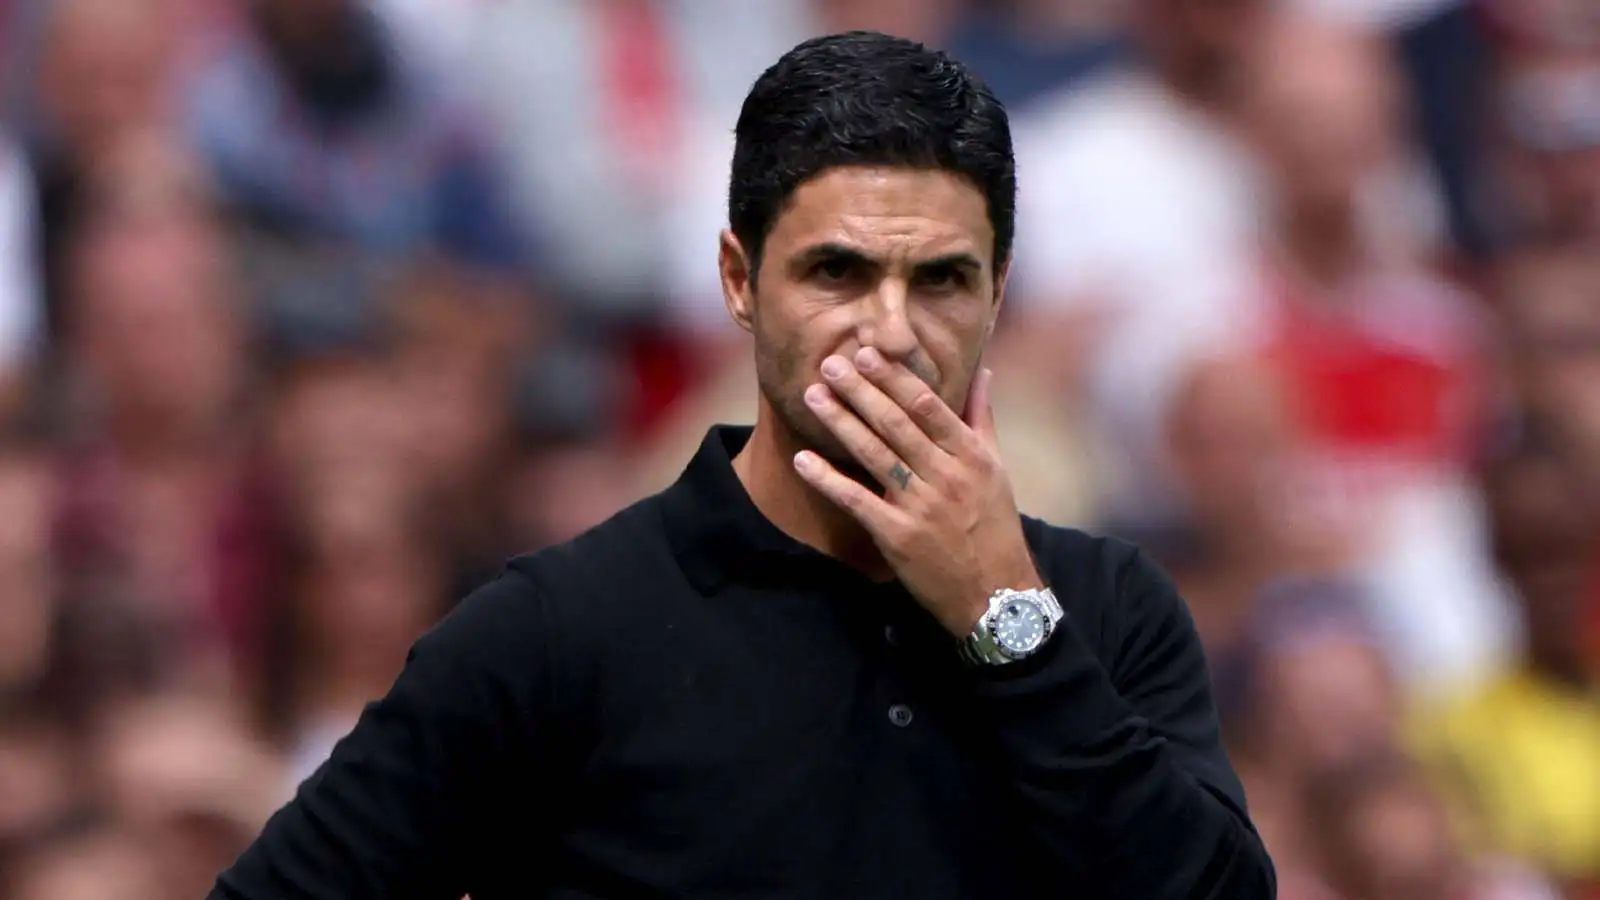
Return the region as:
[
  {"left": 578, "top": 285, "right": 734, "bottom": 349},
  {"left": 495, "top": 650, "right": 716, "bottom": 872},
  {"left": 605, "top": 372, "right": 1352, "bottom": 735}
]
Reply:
[
  {"left": 963, "top": 366, "right": 997, "bottom": 445},
  {"left": 820, "top": 354, "right": 941, "bottom": 474},
  {"left": 794, "top": 449, "right": 905, "bottom": 535},
  {"left": 804, "top": 383, "right": 916, "bottom": 493},
  {"left": 852, "top": 347, "right": 972, "bottom": 454}
]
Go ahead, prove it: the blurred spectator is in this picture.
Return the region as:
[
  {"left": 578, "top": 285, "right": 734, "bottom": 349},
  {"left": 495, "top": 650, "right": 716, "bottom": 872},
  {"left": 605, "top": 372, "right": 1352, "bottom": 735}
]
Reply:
[
  {"left": 500, "top": 337, "right": 637, "bottom": 550},
  {"left": 89, "top": 693, "right": 282, "bottom": 898},
  {"left": 52, "top": 129, "right": 279, "bottom": 698},
  {"left": 0, "top": 447, "right": 53, "bottom": 695},
  {"left": 385, "top": 260, "right": 532, "bottom": 586},
  {"left": 1157, "top": 352, "right": 1348, "bottom": 650},
  {"left": 0, "top": 690, "right": 79, "bottom": 856},
  {"left": 809, "top": 0, "right": 957, "bottom": 45},
  {"left": 470, "top": 0, "right": 807, "bottom": 315},
  {"left": 1411, "top": 421, "right": 1600, "bottom": 894},
  {"left": 944, "top": 0, "right": 1128, "bottom": 113},
  {"left": 1220, "top": 577, "right": 1404, "bottom": 883},
  {"left": 183, "top": 0, "right": 526, "bottom": 273},
  {"left": 503, "top": 429, "right": 635, "bottom": 551},
  {"left": 1496, "top": 246, "right": 1600, "bottom": 485},
  {"left": 1481, "top": 0, "right": 1600, "bottom": 51},
  {"left": 4, "top": 821, "right": 163, "bottom": 900},
  {"left": 1007, "top": 0, "right": 1276, "bottom": 530},
  {"left": 1489, "top": 45, "right": 1600, "bottom": 251},
  {"left": 0, "top": 136, "right": 39, "bottom": 412},
  {"left": 256, "top": 348, "right": 417, "bottom": 755},
  {"left": 22, "top": 0, "right": 182, "bottom": 345},
  {"left": 1235, "top": 13, "right": 1513, "bottom": 693},
  {"left": 259, "top": 442, "right": 443, "bottom": 787},
  {"left": 1306, "top": 751, "right": 1561, "bottom": 900}
]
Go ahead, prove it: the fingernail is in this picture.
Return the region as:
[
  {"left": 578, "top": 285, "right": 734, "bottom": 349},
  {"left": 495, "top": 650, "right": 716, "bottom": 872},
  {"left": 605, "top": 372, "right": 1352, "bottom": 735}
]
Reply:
[
  {"left": 855, "top": 347, "right": 880, "bottom": 371},
  {"left": 794, "top": 451, "right": 817, "bottom": 472},
  {"left": 805, "top": 384, "right": 830, "bottom": 407},
  {"left": 821, "top": 356, "right": 849, "bottom": 379}
]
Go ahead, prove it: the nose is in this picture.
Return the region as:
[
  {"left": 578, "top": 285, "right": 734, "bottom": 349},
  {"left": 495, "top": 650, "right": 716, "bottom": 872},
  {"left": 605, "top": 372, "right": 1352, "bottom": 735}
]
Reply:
[{"left": 858, "top": 280, "right": 918, "bottom": 363}]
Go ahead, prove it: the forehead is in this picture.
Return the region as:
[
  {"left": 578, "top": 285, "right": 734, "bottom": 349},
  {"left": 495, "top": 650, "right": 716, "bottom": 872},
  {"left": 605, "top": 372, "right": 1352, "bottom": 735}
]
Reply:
[{"left": 764, "top": 166, "right": 994, "bottom": 265}]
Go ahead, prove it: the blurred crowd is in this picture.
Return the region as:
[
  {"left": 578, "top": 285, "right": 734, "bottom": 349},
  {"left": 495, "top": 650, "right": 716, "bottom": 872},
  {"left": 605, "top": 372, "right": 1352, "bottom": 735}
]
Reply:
[{"left": 0, "top": 0, "right": 1597, "bottom": 897}]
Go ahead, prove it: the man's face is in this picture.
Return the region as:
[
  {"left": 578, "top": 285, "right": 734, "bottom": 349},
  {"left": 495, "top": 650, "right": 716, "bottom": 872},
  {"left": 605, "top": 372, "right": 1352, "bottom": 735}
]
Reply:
[{"left": 719, "top": 166, "right": 1005, "bottom": 469}]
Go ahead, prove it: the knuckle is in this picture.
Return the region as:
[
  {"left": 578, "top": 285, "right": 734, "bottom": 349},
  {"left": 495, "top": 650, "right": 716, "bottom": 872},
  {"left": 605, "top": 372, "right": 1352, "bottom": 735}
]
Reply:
[
  {"left": 969, "top": 449, "right": 999, "bottom": 478},
  {"left": 924, "top": 457, "right": 962, "bottom": 493},
  {"left": 879, "top": 406, "right": 916, "bottom": 438},
  {"left": 840, "top": 481, "right": 872, "bottom": 511},
  {"left": 877, "top": 515, "right": 916, "bottom": 548},
  {"left": 909, "top": 390, "right": 942, "bottom": 420}
]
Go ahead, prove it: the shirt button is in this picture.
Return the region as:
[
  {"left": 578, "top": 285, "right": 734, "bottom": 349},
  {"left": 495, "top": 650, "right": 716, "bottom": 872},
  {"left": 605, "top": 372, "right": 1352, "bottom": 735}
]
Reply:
[
  {"left": 883, "top": 625, "right": 899, "bottom": 647},
  {"left": 887, "top": 704, "right": 914, "bottom": 728}
]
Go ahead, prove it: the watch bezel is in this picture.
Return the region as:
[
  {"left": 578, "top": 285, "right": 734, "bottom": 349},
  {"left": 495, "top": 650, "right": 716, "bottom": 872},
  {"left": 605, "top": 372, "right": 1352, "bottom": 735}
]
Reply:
[
  {"left": 985, "top": 592, "right": 1049, "bottom": 656},
  {"left": 985, "top": 592, "right": 1053, "bottom": 659},
  {"left": 964, "top": 587, "right": 1062, "bottom": 666}
]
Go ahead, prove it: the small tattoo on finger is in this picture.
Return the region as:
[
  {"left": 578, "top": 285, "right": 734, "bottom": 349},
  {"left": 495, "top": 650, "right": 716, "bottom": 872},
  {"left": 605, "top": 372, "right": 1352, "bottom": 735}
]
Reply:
[{"left": 888, "top": 462, "right": 912, "bottom": 490}]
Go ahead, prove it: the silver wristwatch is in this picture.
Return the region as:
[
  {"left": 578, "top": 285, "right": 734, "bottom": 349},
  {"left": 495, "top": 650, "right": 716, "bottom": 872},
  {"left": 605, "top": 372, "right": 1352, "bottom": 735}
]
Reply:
[{"left": 962, "top": 587, "right": 1064, "bottom": 666}]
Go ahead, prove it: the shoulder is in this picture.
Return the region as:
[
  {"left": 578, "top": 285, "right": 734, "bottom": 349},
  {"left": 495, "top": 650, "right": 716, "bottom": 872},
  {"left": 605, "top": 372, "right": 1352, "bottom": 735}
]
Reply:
[
  {"left": 1416, "top": 669, "right": 1538, "bottom": 746},
  {"left": 1021, "top": 518, "right": 1193, "bottom": 671},
  {"left": 499, "top": 493, "right": 687, "bottom": 656},
  {"left": 429, "top": 493, "right": 677, "bottom": 652},
  {"left": 1021, "top": 516, "right": 1171, "bottom": 600},
  {"left": 423, "top": 495, "right": 678, "bottom": 712},
  {"left": 504, "top": 493, "right": 677, "bottom": 604}
]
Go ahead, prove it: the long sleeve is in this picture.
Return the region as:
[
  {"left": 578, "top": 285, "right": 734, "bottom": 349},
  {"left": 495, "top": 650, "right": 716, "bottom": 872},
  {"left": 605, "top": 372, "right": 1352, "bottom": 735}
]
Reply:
[
  {"left": 968, "top": 535, "right": 1276, "bottom": 898},
  {"left": 210, "top": 569, "right": 548, "bottom": 900}
]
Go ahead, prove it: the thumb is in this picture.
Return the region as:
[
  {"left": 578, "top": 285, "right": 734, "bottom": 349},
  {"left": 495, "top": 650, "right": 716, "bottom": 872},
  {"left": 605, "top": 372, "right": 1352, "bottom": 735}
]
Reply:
[{"left": 963, "top": 366, "right": 997, "bottom": 443}]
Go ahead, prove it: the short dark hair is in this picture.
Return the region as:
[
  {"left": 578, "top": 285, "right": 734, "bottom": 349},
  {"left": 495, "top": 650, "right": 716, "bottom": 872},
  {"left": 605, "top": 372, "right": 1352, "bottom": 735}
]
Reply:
[{"left": 729, "top": 31, "right": 1016, "bottom": 280}]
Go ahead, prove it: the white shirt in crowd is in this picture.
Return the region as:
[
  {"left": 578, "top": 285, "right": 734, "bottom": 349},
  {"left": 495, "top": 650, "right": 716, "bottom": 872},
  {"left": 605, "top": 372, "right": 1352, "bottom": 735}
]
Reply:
[{"left": 0, "top": 135, "right": 40, "bottom": 374}]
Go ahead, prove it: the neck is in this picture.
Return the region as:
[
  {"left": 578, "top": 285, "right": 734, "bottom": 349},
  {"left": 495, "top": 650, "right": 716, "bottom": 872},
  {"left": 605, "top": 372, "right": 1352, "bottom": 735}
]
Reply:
[
  {"left": 105, "top": 406, "right": 228, "bottom": 467},
  {"left": 1155, "top": 51, "right": 1243, "bottom": 118},
  {"left": 1527, "top": 646, "right": 1594, "bottom": 694},
  {"left": 301, "top": 648, "right": 404, "bottom": 718},
  {"left": 1280, "top": 197, "right": 1365, "bottom": 289},
  {"left": 732, "top": 408, "right": 891, "bottom": 578}
]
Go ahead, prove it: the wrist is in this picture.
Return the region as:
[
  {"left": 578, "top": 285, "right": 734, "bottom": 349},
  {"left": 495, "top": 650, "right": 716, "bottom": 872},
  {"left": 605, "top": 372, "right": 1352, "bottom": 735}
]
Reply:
[
  {"left": 959, "top": 584, "right": 1064, "bottom": 666},
  {"left": 945, "top": 563, "right": 1045, "bottom": 639}
]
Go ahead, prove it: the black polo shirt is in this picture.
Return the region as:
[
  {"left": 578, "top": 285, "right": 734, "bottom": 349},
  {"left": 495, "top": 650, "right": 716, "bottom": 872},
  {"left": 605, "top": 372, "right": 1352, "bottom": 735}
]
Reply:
[{"left": 212, "top": 425, "right": 1274, "bottom": 900}]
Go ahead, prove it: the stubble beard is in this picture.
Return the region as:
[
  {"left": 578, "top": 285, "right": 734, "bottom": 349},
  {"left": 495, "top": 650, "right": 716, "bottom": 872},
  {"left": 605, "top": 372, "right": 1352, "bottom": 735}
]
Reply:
[
  {"left": 754, "top": 325, "right": 880, "bottom": 490},
  {"left": 754, "top": 326, "right": 951, "bottom": 494}
]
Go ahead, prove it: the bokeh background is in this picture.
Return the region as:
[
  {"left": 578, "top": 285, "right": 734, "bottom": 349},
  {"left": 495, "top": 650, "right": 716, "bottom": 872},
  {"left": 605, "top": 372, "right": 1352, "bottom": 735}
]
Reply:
[{"left": 0, "top": 0, "right": 1597, "bottom": 897}]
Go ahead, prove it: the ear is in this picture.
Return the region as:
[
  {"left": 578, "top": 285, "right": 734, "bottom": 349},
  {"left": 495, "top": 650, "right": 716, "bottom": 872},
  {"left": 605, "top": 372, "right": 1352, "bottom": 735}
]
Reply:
[
  {"left": 719, "top": 229, "right": 757, "bottom": 335},
  {"left": 986, "top": 257, "right": 1011, "bottom": 339}
]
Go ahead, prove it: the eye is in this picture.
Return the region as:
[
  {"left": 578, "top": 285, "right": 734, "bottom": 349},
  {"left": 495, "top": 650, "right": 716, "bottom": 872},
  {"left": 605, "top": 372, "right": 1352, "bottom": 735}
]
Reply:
[
  {"left": 916, "top": 264, "right": 968, "bottom": 292},
  {"left": 812, "top": 256, "right": 856, "bottom": 283}
]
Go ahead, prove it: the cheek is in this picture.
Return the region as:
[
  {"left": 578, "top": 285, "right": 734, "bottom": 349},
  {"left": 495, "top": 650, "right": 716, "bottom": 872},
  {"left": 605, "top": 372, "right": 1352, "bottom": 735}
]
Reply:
[
  {"left": 919, "top": 309, "right": 989, "bottom": 378},
  {"left": 760, "top": 301, "right": 852, "bottom": 380}
]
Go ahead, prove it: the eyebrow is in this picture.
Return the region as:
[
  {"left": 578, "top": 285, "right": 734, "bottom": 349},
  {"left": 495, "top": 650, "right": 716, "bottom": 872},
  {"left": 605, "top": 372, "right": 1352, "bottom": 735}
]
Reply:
[
  {"left": 913, "top": 252, "right": 984, "bottom": 276},
  {"left": 789, "top": 243, "right": 985, "bottom": 276},
  {"left": 791, "top": 242, "right": 874, "bottom": 273}
]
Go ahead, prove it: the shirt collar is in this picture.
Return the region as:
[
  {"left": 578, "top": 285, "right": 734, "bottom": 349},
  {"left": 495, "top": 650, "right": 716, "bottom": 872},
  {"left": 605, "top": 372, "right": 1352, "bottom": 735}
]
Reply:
[{"left": 660, "top": 424, "right": 846, "bottom": 594}]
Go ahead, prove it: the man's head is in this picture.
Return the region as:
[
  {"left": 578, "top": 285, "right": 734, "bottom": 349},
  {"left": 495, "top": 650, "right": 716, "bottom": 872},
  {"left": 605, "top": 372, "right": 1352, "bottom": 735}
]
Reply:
[
  {"left": 720, "top": 31, "right": 1015, "bottom": 468},
  {"left": 1131, "top": 0, "right": 1276, "bottom": 106},
  {"left": 1238, "top": 16, "right": 1403, "bottom": 216},
  {"left": 1483, "top": 420, "right": 1597, "bottom": 684}
]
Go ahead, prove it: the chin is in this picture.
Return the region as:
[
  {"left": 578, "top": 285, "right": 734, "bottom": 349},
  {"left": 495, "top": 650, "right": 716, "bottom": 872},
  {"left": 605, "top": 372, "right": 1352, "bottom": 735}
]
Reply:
[{"left": 768, "top": 391, "right": 871, "bottom": 478}]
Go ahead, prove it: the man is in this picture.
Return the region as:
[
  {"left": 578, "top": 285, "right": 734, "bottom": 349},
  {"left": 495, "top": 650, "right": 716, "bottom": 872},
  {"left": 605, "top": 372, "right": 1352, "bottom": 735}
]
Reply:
[{"left": 211, "top": 31, "right": 1275, "bottom": 899}]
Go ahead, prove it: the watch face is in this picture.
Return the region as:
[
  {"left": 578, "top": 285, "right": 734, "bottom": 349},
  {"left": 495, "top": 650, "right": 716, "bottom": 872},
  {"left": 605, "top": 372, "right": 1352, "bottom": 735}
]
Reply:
[{"left": 992, "top": 596, "right": 1048, "bottom": 655}]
